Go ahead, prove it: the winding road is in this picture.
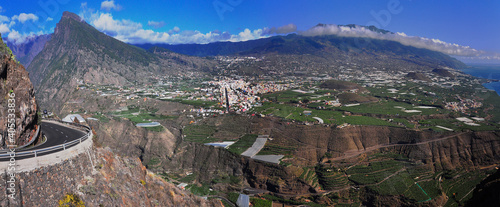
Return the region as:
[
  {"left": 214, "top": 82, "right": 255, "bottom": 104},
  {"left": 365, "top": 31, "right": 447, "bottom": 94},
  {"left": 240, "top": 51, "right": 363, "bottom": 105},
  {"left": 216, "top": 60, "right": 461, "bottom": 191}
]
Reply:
[{"left": 0, "top": 121, "right": 88, "bottom": 161}]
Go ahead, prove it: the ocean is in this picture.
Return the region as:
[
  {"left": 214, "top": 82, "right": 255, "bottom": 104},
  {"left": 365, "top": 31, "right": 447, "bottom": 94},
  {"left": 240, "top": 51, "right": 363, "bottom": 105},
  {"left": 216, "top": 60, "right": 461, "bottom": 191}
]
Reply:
[{"left": 460, "top": 64, "right": 500, "bottom": 95}]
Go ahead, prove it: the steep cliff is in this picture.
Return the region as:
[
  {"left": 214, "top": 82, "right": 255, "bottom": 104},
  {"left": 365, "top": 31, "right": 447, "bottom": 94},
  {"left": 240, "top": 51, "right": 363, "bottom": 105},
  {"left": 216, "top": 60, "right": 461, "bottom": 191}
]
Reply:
[
  {"left": 0, "top": 147, "right": 221, "bottom": 206},
  {"left": 89, "top": 114, "right": 500, "bottom": 196},
  {"left": 88, "top": 117, "right": 316, "bottom": 195},
  {"left": 0, "top": 35, "right": 38, "bottom": 147}
]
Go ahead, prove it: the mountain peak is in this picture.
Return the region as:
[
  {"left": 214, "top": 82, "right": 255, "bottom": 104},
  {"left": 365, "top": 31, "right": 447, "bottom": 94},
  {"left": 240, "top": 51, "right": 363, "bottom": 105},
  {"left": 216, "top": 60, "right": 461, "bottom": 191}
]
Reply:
[{"left": 62, "top": 11, "right": 81, "bottom": 22}]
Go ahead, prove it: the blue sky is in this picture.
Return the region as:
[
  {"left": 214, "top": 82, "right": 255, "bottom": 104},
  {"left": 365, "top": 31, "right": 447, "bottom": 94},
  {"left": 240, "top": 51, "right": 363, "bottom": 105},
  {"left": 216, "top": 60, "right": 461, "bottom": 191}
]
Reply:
[{"left": 0, "top": 0, "right": 499, "bottom": 62}]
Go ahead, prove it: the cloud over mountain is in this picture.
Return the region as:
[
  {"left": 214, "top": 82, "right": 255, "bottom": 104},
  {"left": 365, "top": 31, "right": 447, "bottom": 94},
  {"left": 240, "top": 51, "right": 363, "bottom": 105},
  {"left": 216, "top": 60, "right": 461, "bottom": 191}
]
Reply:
[
  {"left": 75, "top": 3, "right": 497, "bottom": 61},
  {"left": 263, "top": 23, "right": 297, "bottom": 35},
  {"left": 300, "top": 24, "right": 483, "bottom": 57}
]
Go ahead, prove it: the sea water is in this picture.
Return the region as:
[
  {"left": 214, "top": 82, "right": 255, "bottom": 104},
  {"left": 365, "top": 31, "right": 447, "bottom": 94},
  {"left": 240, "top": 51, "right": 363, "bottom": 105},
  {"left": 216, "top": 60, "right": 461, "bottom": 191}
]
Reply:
[{"left": 460, "top": 64, "right": 500, "bottom": 95}]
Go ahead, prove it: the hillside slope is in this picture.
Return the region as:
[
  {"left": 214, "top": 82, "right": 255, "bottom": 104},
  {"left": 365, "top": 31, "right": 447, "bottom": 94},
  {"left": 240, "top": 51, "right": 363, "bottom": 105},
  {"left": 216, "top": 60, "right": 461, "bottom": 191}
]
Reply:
[{"left": 27, "top": 11, "right": 215, "bottom": 113}]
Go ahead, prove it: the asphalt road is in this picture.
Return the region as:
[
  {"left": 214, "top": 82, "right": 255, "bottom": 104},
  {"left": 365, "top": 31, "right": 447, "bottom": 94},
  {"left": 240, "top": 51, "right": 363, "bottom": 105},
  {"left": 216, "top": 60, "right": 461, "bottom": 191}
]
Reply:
[
  {"left": 29, "top": 122, "right": 86, "bottom": 150},
  {"left": 0, "top": 121, "right": 87, "bottom": 161}
]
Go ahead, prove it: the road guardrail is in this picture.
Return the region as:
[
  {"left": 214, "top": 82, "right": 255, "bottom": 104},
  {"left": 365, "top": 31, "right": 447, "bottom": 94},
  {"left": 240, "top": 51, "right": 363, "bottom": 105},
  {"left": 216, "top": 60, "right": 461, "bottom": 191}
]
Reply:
[{"left": 0, "top": 119, "right": 92, "bottom": 159}]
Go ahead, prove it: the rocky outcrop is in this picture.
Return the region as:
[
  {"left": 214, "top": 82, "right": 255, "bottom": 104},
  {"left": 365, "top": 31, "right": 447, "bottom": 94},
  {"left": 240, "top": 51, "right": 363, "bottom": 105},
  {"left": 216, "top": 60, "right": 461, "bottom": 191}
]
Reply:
[
  {"left": 0, "top": 37, "right": 38, "bottom": 147},
  {"left": 256, "top": 120, "right": 500, "bottom": 170},
  {"left": 0, "top": 147, "right": 221, "bottom": 206},
  {"left": 90, "top": 114, "right": 500, "bottom": 196},
  {"left": 88, "top": 118, "right": 178, "bottom": 167},
  {"left": 89, "top": 117, "right": 316, "bottom": 195}
]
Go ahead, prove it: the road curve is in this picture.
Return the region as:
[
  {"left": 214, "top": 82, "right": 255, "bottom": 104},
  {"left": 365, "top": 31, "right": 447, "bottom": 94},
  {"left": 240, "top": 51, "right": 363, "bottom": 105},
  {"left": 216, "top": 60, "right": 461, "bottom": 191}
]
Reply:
[{"left": 0, "top": 121, "right": 87, "bottom": 161}]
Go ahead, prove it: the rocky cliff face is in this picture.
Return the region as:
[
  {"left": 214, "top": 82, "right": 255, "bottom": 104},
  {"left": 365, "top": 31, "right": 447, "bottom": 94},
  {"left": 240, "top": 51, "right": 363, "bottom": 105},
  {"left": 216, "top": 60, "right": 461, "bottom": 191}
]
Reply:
[
  {"left": 90, "top": 115, "right": 500, "bottom": 195},
  {"left": 0, "top": 36, "right": 38, "bottom": 147},
  {"left": 88, "top": 118, "right": 178, "bottom": 165},
  {"left": 0, "top": 147, "right": 221, "bottom": 207},
  {"left": 249, "top": 118, "right": 500, "bottom": 170},
  {"left": 88, "top": 117, "right": 317, "bottom": 195}
]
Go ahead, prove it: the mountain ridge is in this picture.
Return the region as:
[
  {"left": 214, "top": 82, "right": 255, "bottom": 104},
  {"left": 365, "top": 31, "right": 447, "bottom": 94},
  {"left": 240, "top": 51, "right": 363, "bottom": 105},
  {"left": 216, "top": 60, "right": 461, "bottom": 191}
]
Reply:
[
  {"left": 135, "top": 29, "right": 466, "bottom": 69},
  {"left": 27, "top": 11, "right": 215, "bottom": 113}
]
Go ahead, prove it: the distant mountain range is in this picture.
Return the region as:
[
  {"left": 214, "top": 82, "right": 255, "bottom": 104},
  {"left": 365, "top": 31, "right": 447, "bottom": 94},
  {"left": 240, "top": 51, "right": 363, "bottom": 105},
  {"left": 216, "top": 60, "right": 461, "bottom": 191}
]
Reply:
[
  {"left": 133, "top": 23, "right": 394, "bottom": 57},
  {"left": 5, "top": 34, "right": 51, "bottom": 67},
  {"left": 7, "top": 11, "right": 467, "bottom": 112},
  {"left": 135, "top": 24, "right": 465, "bottom": 69}
]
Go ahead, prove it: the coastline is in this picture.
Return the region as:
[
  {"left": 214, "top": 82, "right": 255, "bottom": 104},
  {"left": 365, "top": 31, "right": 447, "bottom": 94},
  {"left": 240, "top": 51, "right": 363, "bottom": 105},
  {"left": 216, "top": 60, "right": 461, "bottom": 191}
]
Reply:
[{"left": 460, "top": 64, "right": 500, "bottom": 96}]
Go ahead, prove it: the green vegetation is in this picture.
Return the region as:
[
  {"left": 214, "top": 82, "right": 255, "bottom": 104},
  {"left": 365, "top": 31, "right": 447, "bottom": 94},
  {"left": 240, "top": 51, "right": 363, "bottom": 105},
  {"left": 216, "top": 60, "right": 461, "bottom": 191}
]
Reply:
[
  {"left": 145, "top": 125, "right": 164, "bottom": 132},
  {"left": 261, "top": 90, "right": 312, "bottom": 103},
  {"left": 340, "top": 99, "right": 447, "bottom": 116},
  {"left": 111, "top": 107, "right": 176, "bottom": 125},
  {"left": 179, "top": 173, "right": 197, "bottom": 183},
  {"left": 253, "top": 102, "right": 399, "bottom": 127},
  {"left": 187, "top": 184, "right": 216, "bottom": 196},
  {"left": 419, "top": 118, "right": 499, "bottom": 132},
  {"left": 250, "top": 197, "right": 272, "bottom": 207},
  {"left": 257, "top": 143, "right": 297, "bottom": 155},
  {"left": 92, "top": 114, "right": 110, "bottom": 123},
  {"left": 165, "top": 99, "right": 218, "bottom": 107},
  {"left": 347, "top": 160, "right": 404, "bottom": 185},
  {"left": 299, "top": 167, "right": 320, "bottom": 188},
  {"left": 227, "top": 192, "right": 240, "bottom": 204},
  {"left": 146, "top": 157, "right": 161, "bottom": 167},
  {"left": 477, "top": 91, "right": 500, "bottom": 122},
  {"left": 227, "top": 134, "right": 258, "bottom": 155},
  {"left": 315, "top": 165, "right": 349, "bottom": 190},
  {"left": 211, "top": 175, "right": 241, "bottom": 185},
  {"left": 442, "top": 170, "right": 489, "bottom": 207},
  {"left": 319, "top": 80, "right": 364, "bottom": 91},
  {"left": 183, "top": 124, "right": 218, "bottom": 143}
]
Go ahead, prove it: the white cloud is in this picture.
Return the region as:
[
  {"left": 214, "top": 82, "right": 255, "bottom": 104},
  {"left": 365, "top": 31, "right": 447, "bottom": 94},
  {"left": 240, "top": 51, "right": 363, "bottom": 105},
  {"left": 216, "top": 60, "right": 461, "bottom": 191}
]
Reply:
[
  {"left": 101, "top": 0, "right": 122, "bottom": 11},
  {"left": 0, "top": 23, "right": 10, "bottom": 34},
  {"left": 300, "top": 24, "right": 482, "bottom": 57},
  {"left": 78, "top": 4, "right": 269, "bottom": 45},
  {"left": 263, "top": 23, "right": 297, "bottom": 35},
  {"left": 46, "top": 17, "right": 54, "bottom": 22},
  {"left": 7, "top": 30, "right": 21, "bottom": 43},
  {"left": 79, "top": 2, "right": 100, "bottom": 23},
  {"left": 0, "top": 15, "right": 9, "bottom": 23},
  {"left": 12, "top": 13, "right": 39, "bottom": 23},
  {"left": 168, "top": 26, "right": 180, "bottom": 34},
  {"left": 93, "top": 13, "right": 142, "bottom": 36},
  {"left": 147, "top": 21, "right": 165, "bottom": 29},
  {"left": 5, "top": 30, "right": 46, "bottom": 45},
  {"left": 229, "top": 28, "right": 265, "bottom": 42}
]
